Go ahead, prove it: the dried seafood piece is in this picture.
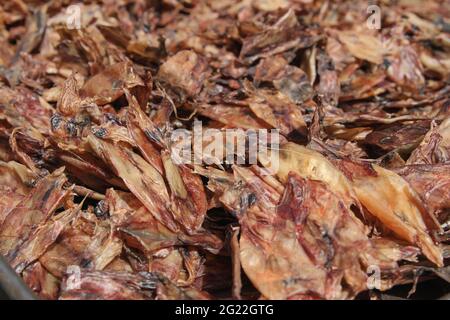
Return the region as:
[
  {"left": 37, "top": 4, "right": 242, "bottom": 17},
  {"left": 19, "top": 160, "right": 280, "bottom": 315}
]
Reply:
[
  {"left": 9, "top": 126, "right": 46, "bottom": 175},
  {"left": 87, "top": 134, "right": 177, "bottom": 231},
  {"left": 22, "top": 262, "right": 60, "bottom": 300},
  {"left": 155, "top": 274, "right": 211, "bottom": 300},
  {"left": 0, "top": 85, "right": 53, "bottom": 134},
  {"left": 0, "top": 168, "right": 69, "bottom": 256},
  {"left": 162, "top": 151, "right": 208, "bottom": 233},
  {"left": 56, "top": 75, "right": 85, "bottom": 117},
  {"left": 272, "top": 66, "right": 313, "bottom": 104},
  {"left": 90, "top": 121, "right": 136, "bottom": 147},
  {"left": 316, "top": 51, "right": 341, "bottom": 107},
  {"left": 125, "top": 93, "right": 164, "bottom": 174},
  {"left": 39, "top": 211, "right": 122, "bottom": 278},
  {"left": 386, "top": 45, "right": 425, "bottom": 92},
  {"left": 419, "top": 46, "right": 450, "bottom": 78},
  {"left": 395, "top": 164, "right": 450, "bottom": 217},
  {"left": 107, "top": 189, "right": 222, "bottom": 254},
  {"left": 339, "top": 70, "right": 387, "bottom": 101},
  {"left": 408, "top": 118, "right": 450, "bottom": 164},
  {"left": 0, "top": 186, "right": 25, "bottom": 227},
  {"left": 245, "top": 84, "right": 307, "bottom": 136},
  {"left": 10, "top": 6, "right": 47, "bottom": 66},
  {"left": 149, "top": 248, "right": 184, "bottom": 283},
  {"left": 267, "top": 142, "right": 358, "bottom": 206},
  {"left": 229, "top": 226, "right": 242, "bottom": 299},
  {"left": 39, "top": 221, "right": 94, "bottom": 279},
  {"left": 157, "top": 50, "right": 210, "bottom": 99},
  {"left": 239, "top": 9, "right": 320, "bottom": 64},
  {"left": 195, "top": 103, "right": 269, "bottom": 130},
  {"left": 266, "top": 142, "right": 443, "bottom": 266},
  {"left": 369, "top": 238, "right": 420, "bottom": 266},
  {"left": 149, "top": 247, "right": 204, "bottom": 288},
  {"left": 80, "top": 61, "right": 144, "bottom": 105},
  {"left": 254, "top": 58, "right": 313, "bottom": 104},
  {"left": 8, "top": 204, "right": 80, "bottom": 274},
  {"left": 337, "top": 31, "right": 383, "bottom": 65},
  {"left": 55, "top": 149, "right": 126, "bottom": 191},
  {"left": 0, "top": 160, "right": 33, "bottom": 195},
  {"left": 253, "top": 55, "right": 289, "bottom": 84},
  {"left": 363, "top": 121, "right": 431, "bottom": 157},
  {"left": 81, "top": 220, "right": 123, "bottom": 271},
  {"left": 335, "top": 159, "right": 443, "bottom": 267},
  {"left": 54, "top": 25, "right": 118, "bottom": 77},
  {"left": 235, "top": 167, "right": 410, "bottom": 299},
  {"left": 103, "top": 257, "right": 133, "bottom": 273},
  {"left": 91, "top": 129, "right": 212, "bottom": 234},
  {"left": 237, "top": 171, "right": 341, "bottom": 299}
]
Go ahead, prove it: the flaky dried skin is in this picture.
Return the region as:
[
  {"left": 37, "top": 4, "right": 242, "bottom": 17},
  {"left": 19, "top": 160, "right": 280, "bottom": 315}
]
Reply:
[
  {"left": 363, "top": 121, "right": 430, "bottom": 157},
  {"left": 271, "top": 142, "right": 357, "bottom": 206},
  {"left": 125, "top": 93, "right": 164, "bottom": 173},
  {"left": 87, "top": 134, "right": 178, "bottom": 231},
  {"left": 335, "top": 160, "right": 443, "bottom": 267},
  {"left": 39, "top": 225, "right": 94, "bottom": 279},
  {"left": 267, "top": 143, "right": 443, "bottom": 267},
  {"left": 237, "top": 168, "right": 408, "bottom": 299},
  {"left": 240, "top": 9, "right": 320, "bottom": 64},
  {"left": 254, "top": 58, "right": 314, "bottom": 104},
  {"left": 22, "top": 262, "right": 60, "bottom": 300},
  {"left": 157, "top": 50, "right": 210, "bottom": 98},
  {"left": 161, "top": 151, "right": 208, "bottom": 233},
  {"left": 196, "top": 103, "right": 269, "bottom": 129},
  {"left": 408, "top": 118, "right": 450, "bottom": 164},
  {"left": 80, "top": 61, "right": 144, "bottom": 105},
  {"left": 337, "top": 32, "right": 383, "bottom": 65},
  {"left": 107, "top": 189, "right": 222, "bottom": 254},
  {"left": 246, "top": 85, "right": 307, "bottom": 136},
  {"left": 0, "top": 161, "right": 33, "bottom": 241},
  {"left": 60, "top": 270, "right": 156, "bottom": 300},
  {"left": 155, "top": 274, "right": 211, "bottom": 300},
  {"left": 0, "top": 168, "right": 69, "bottom": 256},
  {"left": 9, "top": 205, "right": 80, "bottom": 274},
  {"left": 395, "top": 164, "right": 450, "bottom": 216},
  {"left": 0, "top": 85, "right": 53, "bottom": 134},
  {"left": 387, "top": 45, "right": 425, "bottom": 91}
]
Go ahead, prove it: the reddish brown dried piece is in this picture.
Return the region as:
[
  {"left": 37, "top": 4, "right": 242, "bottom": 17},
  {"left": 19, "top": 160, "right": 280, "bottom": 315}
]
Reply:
[{"left": 157, "top": 50, "right": 210, "bottom": 99}]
